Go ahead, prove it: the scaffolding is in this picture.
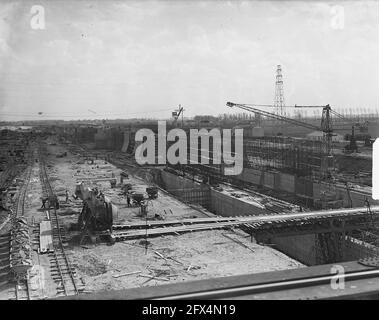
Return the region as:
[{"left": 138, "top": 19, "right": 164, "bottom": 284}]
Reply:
[{"left": 244, "top": 136, "right": 323, "bottom": 178}]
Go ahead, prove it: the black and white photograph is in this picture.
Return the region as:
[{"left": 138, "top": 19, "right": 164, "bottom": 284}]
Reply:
[{"left": 0, "top": 0, "right": 379, "bottom": 303}]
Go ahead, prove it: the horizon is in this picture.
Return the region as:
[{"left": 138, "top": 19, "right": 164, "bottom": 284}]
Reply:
[{"left": 1, "top": 1, "right": 379, "bottom": 121}]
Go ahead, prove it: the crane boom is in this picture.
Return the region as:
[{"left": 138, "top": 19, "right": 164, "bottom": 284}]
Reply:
[
  {"left": 226, "top": 102, "right": 322, "bottom": 131},
  {"left": 226, "top": 101, "right": 334, "bottom": 181},
  {"left": 172, "top": 105, "right": 184, "bottom": 127}
]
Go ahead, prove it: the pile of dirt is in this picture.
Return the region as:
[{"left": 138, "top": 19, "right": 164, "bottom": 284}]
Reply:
[{"left": 76, "top": 253, "right": 108, "bottom": 276}]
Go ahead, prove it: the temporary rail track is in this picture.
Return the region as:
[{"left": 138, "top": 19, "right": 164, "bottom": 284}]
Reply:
[
  {"left": 112, "top": 206, "right": 379, "bottom": 241},
  {"left": 13, "top": 161, "right": 33, "bottom": 218},
  {"left": 0, "top": 234, "right": 11, "bottom": 289},
  {"left": 38, "top": 145, "right": 81, "bottom": 297},
  {"left": 15, "top": 276, "right": 31, "bottom": 300},
  {"left": 11, "top": 156, "right": 33, "bottom": 300}
]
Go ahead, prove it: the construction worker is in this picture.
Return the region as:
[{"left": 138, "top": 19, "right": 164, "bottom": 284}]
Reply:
[
  {"left": 365, "top": 197, "right": 371, "bottom": 212},
  {"left": 55, "top": 195, "right": 60, "bottom": 209},
  {"left": 65, "top": 190, "right": 69, "bottom": 203},
  {"left": 41, "top": 197, "right": 47, "bottom": 209},
  {"left": 126, "top": 195, "right": 131, "bottom": 207}
]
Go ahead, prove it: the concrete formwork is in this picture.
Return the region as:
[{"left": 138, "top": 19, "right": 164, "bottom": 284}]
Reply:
[
  {"left": 271, "top": 234, "right": 317, "bottom": 266},
  {"left": 272, "top": 234, "right": 379, "bottom": 266},
  {"left": 157, "top": 169, "right": 379, "bottom": 267},
  {"left": 344, "top": 238, "right": 379, "bottom": 261},
  {"left": 160, "top": 170, "right": 270, "bottom": 217},
  {"left": 276, "top": 172, "right": 295, "bottom": 193},
  {"left": 312, "top": 182, "right": 379, "bottom": 207},
  {"left": 237, "top": 168, "right": 261, "bottom": 185},
  {"left": 263, "top": 172, "right": 275, "bottom": 189},
  {"left": 160, "top": 171, "right": 211, "bottom": 208},
  {"left": 295, "top": 177, "right": 314, "bottom": 198},
  {"left": 236, "top": 167, "right": 377, "bottom": 208},
  {"left": 210, "top": 189, "right": 267, "bottom": 217}
]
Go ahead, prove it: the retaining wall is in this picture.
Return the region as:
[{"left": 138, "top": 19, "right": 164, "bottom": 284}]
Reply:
[
  {"left": 209, "top": 189, "right": 268, "bottom": 217},
  {"left": 160, "top": 171, "right": 210, "bottom": 208},
  {"left": 158, "top": 169, "right": 379, "bottom": 266},
  {"left": 271, "top": 234, "right": 317, "bottom": 266}
]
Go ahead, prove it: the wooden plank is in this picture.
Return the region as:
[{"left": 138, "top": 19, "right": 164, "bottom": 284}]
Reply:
[
  {"left": 39, "top": 220, "right": 54, "bottom": 253},
  {"left": 112, "top": 271, "right": 141, "bottom": 278}
]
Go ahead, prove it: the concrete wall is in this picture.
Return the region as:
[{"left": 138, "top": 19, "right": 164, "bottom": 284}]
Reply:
[
  {"left": 161, "top": 170, "right": 270, "bottom": 217},
  {"left": 271, "top": 234, "right": 317, "bottom": 266},
  {"left": 295, "top": 177, "right": 314, "bottom": 198},
  {"left": 237, "top": 168, "right": 296, "bottom": 194},
  {"left": 158, "top": 169, "right": 379, "bottom": 266},
  {"left": 275, "top": 172, "right": 295, "bottom": 193},
  {"left": 313, "top": 182, "right": 379, "bottom": 207},
  {"left": 237, "top": 168, "right": 261, "bottom": 185},
  {"left": 237, "top": 167, "right": 378, "bottom": 207},
  {"left": 344, "top": 238, "right": 379, "bottom": 261},
  {"left": 272, "top": 234, "right": 379, "bottom": 266},
  {"left": 210, "top": 189, "right": 268, "bottom": 217},
  {"left": 263, "top": 172, "right": 275, "bottom": 189},
  {"left": 160, "top": 171, "right": 210, "bottom": 207}
]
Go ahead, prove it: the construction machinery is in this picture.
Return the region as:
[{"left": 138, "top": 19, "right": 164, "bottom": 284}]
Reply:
[
  {"left": 172, "top": 104, "right": 184, "bottom": 127},
  {"left": 226, "top": 102, "right": 335, "bottom": 180},
  {"left": 74, "top": 182, "right": 117, "bottom": 236},
  {"left": 146, "top": 186, "right": 158, "bottom": 199},
  {"left": 226, "top": 101, "right": 346, "bottom": 210}
]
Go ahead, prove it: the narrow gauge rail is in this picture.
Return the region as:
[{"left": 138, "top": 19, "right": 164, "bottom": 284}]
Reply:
[
  {"left": 12, "top": 156, "right": 33, "bottom": 300},
  {"left": 38, "top": 145, "right": 80, "bottom": 297}
]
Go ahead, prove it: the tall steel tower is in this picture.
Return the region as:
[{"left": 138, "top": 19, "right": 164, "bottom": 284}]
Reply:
[{"left": 274, "top": 65, "right": 285, "bottom": 117}]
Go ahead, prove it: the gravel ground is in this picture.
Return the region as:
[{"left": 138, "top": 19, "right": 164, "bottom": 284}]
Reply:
[
  {"left": 45, "top": 140, "right": 304, "bottom": 294},
  {"left": 0, "top": 138, "right": 304, "bottom": 298}
]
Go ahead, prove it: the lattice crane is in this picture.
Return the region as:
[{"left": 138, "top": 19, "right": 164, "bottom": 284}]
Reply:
[
  {"left": 172, "top": 104, "right": 184, "bottom": 127},
  {"left": 226, "top": 101, "right": 335, "bottom": 180}
]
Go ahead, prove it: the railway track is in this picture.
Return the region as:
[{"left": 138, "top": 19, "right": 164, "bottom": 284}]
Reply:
[
  {"left": 0, "top": 234, "right": 11, "bottom": 287},
  {"left": 15, "top": 276, "right": 31, "bottom": 300},
  {"left": 11, "top": 156, "right": 33, "bottom": 300},
  {"left": 13, "top": 161, "right": 33, "bottom": 218},
  {"left": 38, "top": 145, "right": 82, "bottom": 297}
]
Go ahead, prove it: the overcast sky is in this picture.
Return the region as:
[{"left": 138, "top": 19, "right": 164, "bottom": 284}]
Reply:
[{"left": 0, "top": 0, "right": 379, "bottom": 120}]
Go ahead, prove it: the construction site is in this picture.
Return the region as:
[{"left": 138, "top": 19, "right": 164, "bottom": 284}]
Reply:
[
  {"left": 1, "top": 0, "right": 379, "bottom": 300},
  {"left": 1, "top": 62, "right": 379, "bottom": 299}
]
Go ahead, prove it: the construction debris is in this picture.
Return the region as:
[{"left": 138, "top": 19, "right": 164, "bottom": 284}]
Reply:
[
  {"left": 9, "top": 218, "right": 33, "bottom": 280},
  {"left": 112, "top": 271, "right": 141, "bottom": 278}
]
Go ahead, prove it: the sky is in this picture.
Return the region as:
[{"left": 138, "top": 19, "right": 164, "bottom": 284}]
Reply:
[{"left": 0, "top": 0, "right": 379, "bottom": 120}]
